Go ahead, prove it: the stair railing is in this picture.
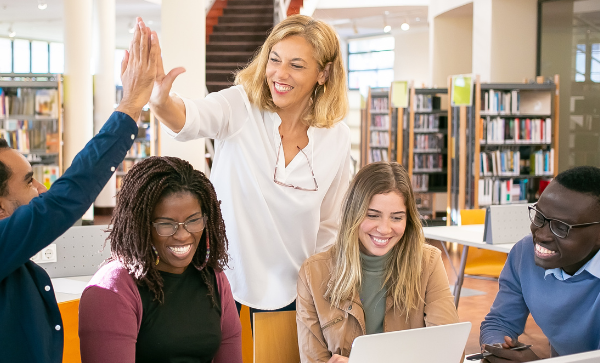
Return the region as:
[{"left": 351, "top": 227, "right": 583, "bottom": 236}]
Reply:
[{"left": 274, "top": 0, "right": 291, "bottom": 24}]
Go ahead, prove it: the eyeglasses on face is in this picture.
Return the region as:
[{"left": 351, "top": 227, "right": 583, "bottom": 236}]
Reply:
[
  {"left": 528, "top": 205, "right": 600, "bottom": 239},
  {"left": 273, "top": 140, "right": 318, "bottom": 192},
  {"left": 152, "top": 215, "right": 207, "bottom": 237}
]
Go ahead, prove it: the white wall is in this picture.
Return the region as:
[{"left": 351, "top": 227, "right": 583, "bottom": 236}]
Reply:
[
  {"left": 429, "top": 0, "right": 473, "bottom": 21},
  {"left": 393, "top": 28, "right": 429, "bottom": 87}
]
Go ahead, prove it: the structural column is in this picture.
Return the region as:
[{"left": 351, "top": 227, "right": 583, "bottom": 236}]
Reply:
[
  {"left": 63, "top": 0, "right": 94, "bottom": 221},
  {"left": 160, "top": 0, "right": 206, "bottom": 172},
  {"left": 92, "top": 0, "right": 117, "bottom": 208}
]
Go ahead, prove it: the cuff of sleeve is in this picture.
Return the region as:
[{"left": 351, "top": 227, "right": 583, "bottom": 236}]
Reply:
[
  {"left": 105, "top": 111, "right": 139, "bottom": 136},
  {"left": 164, "top": 92, "right": 199, "bottom": 141}
]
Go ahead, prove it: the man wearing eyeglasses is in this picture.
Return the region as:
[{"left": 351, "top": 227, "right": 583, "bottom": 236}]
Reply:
[{"left": 480, "top": 166, "right": 600, "bottom": 362}]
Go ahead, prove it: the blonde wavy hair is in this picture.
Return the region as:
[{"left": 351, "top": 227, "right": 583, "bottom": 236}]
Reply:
[
  {"left": 325, "top": 162, "right": 425, "bottom": 316},
  {"left": 234, "top": 14, "right": 348, "bottom": 128}
]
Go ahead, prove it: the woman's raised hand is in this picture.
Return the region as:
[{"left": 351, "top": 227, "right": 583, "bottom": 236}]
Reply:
[{"left": 149, "top": 33, "right": 186, "bottom": 108}]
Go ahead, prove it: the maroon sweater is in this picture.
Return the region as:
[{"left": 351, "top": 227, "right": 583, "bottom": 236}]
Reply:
[{"left": 78, "top": 261, "right": 242, "bottom": 363}]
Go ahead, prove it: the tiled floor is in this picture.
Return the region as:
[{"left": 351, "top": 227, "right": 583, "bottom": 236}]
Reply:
[{"left": 92, "top": 213, "right": 552, "bottom": 358}]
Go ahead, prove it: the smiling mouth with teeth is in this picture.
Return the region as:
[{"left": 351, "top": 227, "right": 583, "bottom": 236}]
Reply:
[
  {"left": 168, "top": 244, "right": 192, "bottom": 256},
  {"left": 535, "top": 243, "right": 557, "bottom": 257},
  {"left": 274, "top": 82, "right": 293, "bottom": 92},
  {"left": 371, "top": 235, "right": 391, "bottom": 246}
]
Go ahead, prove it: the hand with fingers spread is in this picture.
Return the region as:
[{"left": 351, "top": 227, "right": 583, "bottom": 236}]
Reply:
[
  {"left": 116, "top": 17, "right": 159, "bottom": 121},
  {"left": 149, "top": 36, "right": 186, "bottom": 108},
  {"left": 482, "top": 336, "right": 540, "bottom": 363}
]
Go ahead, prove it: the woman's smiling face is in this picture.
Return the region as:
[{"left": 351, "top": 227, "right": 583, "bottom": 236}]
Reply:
[
  {"left": 265, "top": 35, "right": 327, "bottom": 112},
  {"left": 358, "top": 192, "right": 407, "bottom": 257}
]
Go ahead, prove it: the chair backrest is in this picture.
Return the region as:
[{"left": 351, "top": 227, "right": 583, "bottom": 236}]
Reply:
[
  {"left": 460, "top": 208, "right": 486, "bottom": 225},
  {"left": 59, "top": 299, "right": 81, "bottom": 363},
  {"left": 253, "top": 310, "right": 300, "bottom": 363}
]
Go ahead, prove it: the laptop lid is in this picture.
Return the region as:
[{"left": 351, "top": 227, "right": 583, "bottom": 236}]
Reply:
[{"left": 348, "top": 322, "right": 471, "bottom": 363}]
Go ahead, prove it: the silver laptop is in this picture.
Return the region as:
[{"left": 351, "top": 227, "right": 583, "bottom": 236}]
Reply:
[
  {"left": 535, "top": 350, "right": 600, "bottom": 363},
  {"left": 348, "top": 322, "right": 471, "bottom": 363}
]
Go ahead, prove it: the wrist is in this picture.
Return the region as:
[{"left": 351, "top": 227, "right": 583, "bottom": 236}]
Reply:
[{"left": 116, "top": 101, "right": 141, "bottom": 121}]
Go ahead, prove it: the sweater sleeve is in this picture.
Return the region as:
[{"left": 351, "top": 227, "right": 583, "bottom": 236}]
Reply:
[
  {"left": 79, "top": 286, "right": 140, "bottom": 363},
  {"left": 423, "top": 249, "right": 460, "bottom": 327},
  {"left": 480, "top": 240, "right": 530, "bottom": 345},
  {"left": 213, "top": 271, "right": 243, "bottom": 363}
]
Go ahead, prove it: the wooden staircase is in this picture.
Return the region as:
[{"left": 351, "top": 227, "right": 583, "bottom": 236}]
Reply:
[{"left": 206, "top": 0, "right": 275, "bottom": 93}]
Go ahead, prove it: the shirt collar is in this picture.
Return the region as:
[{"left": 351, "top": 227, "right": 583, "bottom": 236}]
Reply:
[{"left": 544, "top": 249, "right": 600, "bottom": 281}]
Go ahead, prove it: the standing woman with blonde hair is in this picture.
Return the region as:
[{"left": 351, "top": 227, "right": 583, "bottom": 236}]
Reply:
[
  {"left": 145, "top": 15, "right": 351, "bottom": 315},
  {"left": 297, "top": 162, "right": 458, "bottom": 363}
]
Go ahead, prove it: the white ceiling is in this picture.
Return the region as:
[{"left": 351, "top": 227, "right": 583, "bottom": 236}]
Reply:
[{"left": 0, "top": 0, "right": 428, "bottom": 47}]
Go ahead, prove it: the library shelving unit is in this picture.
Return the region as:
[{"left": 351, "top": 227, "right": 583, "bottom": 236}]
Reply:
[
  {"left": 361, "top": 87, "right": 391, "bottom": 166},
  {"left": 115, "top": 107, "right": 159, "bottom": 193},
  {"left": 406, "top": 88, "right": 448, "bottom": 224},
  {"left": 447, "top": 75, "right": 559, "bottom": 225},
  {"left": 0, "top": 73, "right": 63, "bottom": 188}
]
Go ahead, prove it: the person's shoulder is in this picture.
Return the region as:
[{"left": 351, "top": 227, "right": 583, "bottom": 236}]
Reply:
[
  {"left": 422, "top": 243, "right": 442, "bottom": 263},
  {"left": 511, "top": 234, "right": 534, "bottom": 258},
  {"left": 86, "top": 260, "right": 135, "bottom": 293},
  {"left": 300, "top": 248, "right": 334, "bottom": 277}
]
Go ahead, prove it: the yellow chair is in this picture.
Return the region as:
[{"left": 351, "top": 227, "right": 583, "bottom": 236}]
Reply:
[
  {"left": 253, "top": 310, "right": 300, "bottom": 363},
  {"left": 240, "top": 305, "right": 254, "bottom": 363},
  {"left": 58, "top": 299, "right": 81, "bottom": 363},
  {"left": 461, "top": 209, "right": 507, "bottom": 278}
]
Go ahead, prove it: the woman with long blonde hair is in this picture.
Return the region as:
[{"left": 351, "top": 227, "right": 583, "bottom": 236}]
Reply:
[
  {"left": 145, "top": 14, "right": 351, "bottom": 316},
  {"left": 297, "top": 162, "right": 458, "bottom": 363}
]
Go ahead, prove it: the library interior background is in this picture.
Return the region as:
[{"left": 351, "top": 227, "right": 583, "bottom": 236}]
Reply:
[{"left": 1, "top": 0, "right": 600, "bottom": 360}]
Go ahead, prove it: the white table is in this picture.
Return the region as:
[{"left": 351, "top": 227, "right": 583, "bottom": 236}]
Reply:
[
  {"left": 423, "top": 225, "right": 516, "bottom": 306},
  {"left": 51, "top": 275, "right": 92, "bottom": 303}
]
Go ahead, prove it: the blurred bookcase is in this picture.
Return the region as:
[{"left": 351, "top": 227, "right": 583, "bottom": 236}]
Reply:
[
  {"left": 448, "top": 75, "right": 559, "bottom": 225},
  {"left": 0, "top": 73, "right": 63, "bottom": 188}
]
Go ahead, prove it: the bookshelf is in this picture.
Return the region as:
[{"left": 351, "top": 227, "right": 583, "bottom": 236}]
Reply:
[
  {"left": 406, "top": 87, "right": 448, "bottom": 224},
  {"left": 115, "top": 107, "right": 159, "bottom": 193},
  {"left": 362, "top": 87, "right": 392, "bottom": 166},
  {"left": 448, "top": 75, "right": 559, "bottom": 224},
  {"left": 0, "top": 73, "right": 63, "bottom": 188}
]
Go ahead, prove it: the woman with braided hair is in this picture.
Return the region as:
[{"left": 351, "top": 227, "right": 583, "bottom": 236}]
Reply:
[{"left": 78, "top": 156, "right": 242, "bottom": 363}]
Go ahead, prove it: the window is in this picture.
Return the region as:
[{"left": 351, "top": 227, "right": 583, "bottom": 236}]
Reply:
[
  {"left": 0, "top": 38, "right": 12, "bottom": 73},
  {"left": 347, "top": 36, "right": 395, "bottom": 95},
  {"left": 592, "top": 43, "right": 600, "bottom": 83},
  {"left": 31, "top": 41, "right": 49, "bottom": 73},
  {"left": 49, "top": 42, "right": 64, "bottom": 74},
  {"left": 575, "top": 44, "right": 585, "bottom": 82},
  {"left": 13, "top": 39, "right": 31, "bottom": 73}
]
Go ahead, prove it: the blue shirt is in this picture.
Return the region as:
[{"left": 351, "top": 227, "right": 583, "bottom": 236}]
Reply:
[
  {"left": 0, "top": 111, "right": 137, "bottom": 363},
  {"left": 544, "top": 249, "right": 600, "bottom": 281},
  {"left": 480, "top": 234, "right": 600, "bottom": 356}
]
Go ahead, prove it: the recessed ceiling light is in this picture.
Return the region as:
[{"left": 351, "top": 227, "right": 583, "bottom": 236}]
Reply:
[
  {"left": 401, "top": 22, "right": 410, "bottom": 31},
  {"left": 384, "top": 25, "right": 391, "bottom": 33},
  {"left": 8, "top": 26, "right": 16, "bottom": 38},
  {"left": 37, "top": 0, "right": 47, "bottom": 10}
]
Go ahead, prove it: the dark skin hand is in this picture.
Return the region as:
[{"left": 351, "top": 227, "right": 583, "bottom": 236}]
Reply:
[{"left": 483, "top": 336, "right": 540, "bottom": 363}]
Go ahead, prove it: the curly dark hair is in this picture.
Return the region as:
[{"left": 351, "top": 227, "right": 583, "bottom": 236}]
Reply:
[{"left": 108, "top": 156, "right": 229, "bottom": 304}]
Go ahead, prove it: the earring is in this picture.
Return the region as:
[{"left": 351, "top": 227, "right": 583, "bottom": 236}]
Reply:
[
  {"left": 323, "top": 84, "right": 327, "bottom": 95},
  {"left": 195, "top": 231, "right": 211, "bottom": 272},
  {"left": 151, "top": 245, "right": 160, "bottom": 266}
]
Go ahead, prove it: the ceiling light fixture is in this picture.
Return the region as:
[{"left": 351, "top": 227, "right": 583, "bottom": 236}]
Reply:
[
  {"left": 8, "top": 24, "right": 15, "bottom": 38},
  {"left": 383, "top": 13, "right": 391, "bottom": 33},
  {"left": 401, "top": 22, "right": 410, "bottom": 31},
  {"left": 128, "top": 20, "right": 135, "bottom": 34},
  {"left": 38, "top": 1, "right": 48, "bottom": 10},
  {"left": 352, "top": 21, "right": 358, "bottom": 35}
]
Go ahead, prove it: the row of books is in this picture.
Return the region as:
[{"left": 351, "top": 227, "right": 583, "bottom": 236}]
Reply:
[
  {"left": 0, "top": 120, "right": 60, "bottom": 153},
  {"left": 371, "top": 97, "right": 388, "bottom": 112},
  {"left": 126, "top": 142, "right": 150, "bottom": 159},
  {"left": 478, "top": 178, "right": 529, "bottom": 206},
  {"left": 370, "top": 131, "right": 390, "bottom": 147},
  {"left": 415, "top": 134, "right": 444, "bottom": 151},
  {"left": 482, "top": 89, "right": 520, "bottom": 115},
  {"left": 414, "top": 154, "right": 443, "bottom": 171},
  {"left": 531, "top": 149, "right": 554, "bottom": 176},
  {"left": 117, "top": 159, "right": 140, "bottom": 174},
  {"left": 0, "top": 88, "right": 59, "bottom": 118},
  {"left": 480, "top": 151, "right": 521, "bottom": 176},
  {"left": 415, "top": 94, "right": 440, "bottom": 112},
  {"left": 412, "top": 174, "right": 429, "bottom": 192},
  {"left": 480, "top": 117, "right": 552, "bottom": 144},
  {"left": 33, "top": 165, "right": 60, "bottom": 189},
  {"left": 371, "top": 115, "right": 389, "bottom": 129},
  {"left": 414, "top": 114, "right": 441, "bottom": 130},
  {"left": 370, "top": 148, "right": 389, "bottom": 163}
]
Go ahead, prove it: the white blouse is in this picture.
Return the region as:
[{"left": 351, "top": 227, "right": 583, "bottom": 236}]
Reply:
[{"left": 165, "top": 86, "right": 351, "bottom": 309}]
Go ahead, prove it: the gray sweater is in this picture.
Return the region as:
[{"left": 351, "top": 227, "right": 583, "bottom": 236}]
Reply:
[{"left": 359, "top": 251, "right": 391, "bottom": 334}]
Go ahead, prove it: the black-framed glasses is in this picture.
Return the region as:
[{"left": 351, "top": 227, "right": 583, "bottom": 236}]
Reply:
[
  {"left": 528, "top": 205, "right": 600, "bottom": 239},
  {"left": 274, "top": 139, "right": 318, "bottom": 192},
  {"left": 152, "top": 215, "right": 207, "bottom": 237}
]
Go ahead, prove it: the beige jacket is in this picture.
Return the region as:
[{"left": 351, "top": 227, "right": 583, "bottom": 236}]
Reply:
[{"left": 296, "top": 244, "right": 459, "bottom": 362}]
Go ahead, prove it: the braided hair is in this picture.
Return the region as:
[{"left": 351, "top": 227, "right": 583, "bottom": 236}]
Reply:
[{"left": 108, "top": 156, "right": 229, "bottom": 304}]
